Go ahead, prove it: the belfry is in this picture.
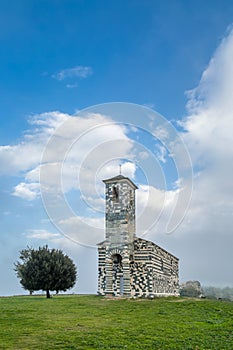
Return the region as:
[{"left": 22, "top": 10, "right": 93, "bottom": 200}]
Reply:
[{"left": 97, "top": 174, "right": 179, "bottom": 297}]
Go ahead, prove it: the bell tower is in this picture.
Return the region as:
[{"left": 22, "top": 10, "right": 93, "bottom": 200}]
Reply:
[
  {"left": 98, "top": 174, "right": 138, "bottom": 296},
  {"left": 103, "top": 174, "right": 137, "bottom": 248}
]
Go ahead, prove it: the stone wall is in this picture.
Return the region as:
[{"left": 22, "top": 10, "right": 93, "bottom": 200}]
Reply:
[
  {"left": 97, "top": 238, "right": 179, "bottom": 297},
  {"left": 130, "top": 238, "right": 179, "bottom": 297},
  {"left": 105, "top": 179, "right": 136, "bottom": 247}
]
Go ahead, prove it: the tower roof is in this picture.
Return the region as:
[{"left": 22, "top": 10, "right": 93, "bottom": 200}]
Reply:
[{"left": 103, "top": 174, "right": 138, "bottom": 189}]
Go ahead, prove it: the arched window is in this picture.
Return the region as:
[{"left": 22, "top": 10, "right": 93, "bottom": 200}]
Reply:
[
  {"left": 112, "top": 186, "right": 119, "bottom": 201},
  {"left": 112, "top": 254, "right": 122, "bottom": 265}
]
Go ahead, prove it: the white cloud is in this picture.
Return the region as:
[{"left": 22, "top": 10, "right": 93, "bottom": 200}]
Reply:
[
  {"left": 66, "top": 83, "right": 78, "bottom": 88},
  {"left": 0, "top": 144, "right": 42, "bottom": 175},
  {"left": 138, "top": 151, "right": 149, "bottom": 160},
  {"left": 0, "top": 111, "right": 69, "bottom": 176},
  {"left": 25, "top": 166, "right": 40, "bottom": 182},
  {"left": 152, "top": 125, "right": 169, "bottom": 141},
  {"left": 172, "top": 27, "right": 233, "bottom": 286},
  {"left": 96, "top": 161, "right": 136, "bottom": 183},
  {"left": 40, "top": 114, "right": 133, "bottom": 196},
  {"left": 156, "top": 145, "right": 167, "bottom": 163},
  {"left": 183, "top": 29, "right": 233, "bottom": 163},
  {"left": 12, "top": 182, "right": 40, "bottom": 200},
  {"left": 29, "top": 111, "right": 69, "bottom": 131},
  {"left": 136, "top": 184, "right": 179, "bottom": 236},
  {"left": 0, "top": 111, "right": 134, "bottom": 206},
  {"left": 58, "top": 215, "right": 105, "bottom": 247},
  {"left": 52, "top": 66, "right": 92, "bottom": 81},
  {"left": 182, "top": 28, "right": 233, "bottom": 192},
  {"left": 25, "top": 229, "right": 61, "bottom": 240}
]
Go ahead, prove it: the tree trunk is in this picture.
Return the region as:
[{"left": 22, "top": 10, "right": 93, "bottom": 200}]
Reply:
[{"left": 46, "top": 289, "right": 50, "bottom": 298}]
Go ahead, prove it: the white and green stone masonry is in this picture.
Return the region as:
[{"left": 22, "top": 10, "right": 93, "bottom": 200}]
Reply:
[{"left": 97, "top": 174, "right": 179, "bottom": 297}]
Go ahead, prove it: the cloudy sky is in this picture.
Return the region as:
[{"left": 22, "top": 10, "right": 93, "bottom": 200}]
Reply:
[{"left": 1, "top": 1, "right": 233, "bottom": 296}]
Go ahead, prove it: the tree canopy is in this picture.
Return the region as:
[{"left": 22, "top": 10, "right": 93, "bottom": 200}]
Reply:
[
  {"left": 179, "top": 280, "right": 203, "bottom": 298},
  {"left": 14, "top": 245, "right": 77, "bottom": 298}
]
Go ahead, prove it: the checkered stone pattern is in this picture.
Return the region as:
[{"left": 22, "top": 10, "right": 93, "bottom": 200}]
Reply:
[
  {"left": 130, "top": 238, "right": 179, "bottom": 297},
  {"left": 98, "top": 245, "right": 106, "bottom": 295}
]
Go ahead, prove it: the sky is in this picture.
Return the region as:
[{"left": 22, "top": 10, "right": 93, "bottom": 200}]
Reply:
[{"left": 1, "top": 0, "right": 233, "bottom": 296}]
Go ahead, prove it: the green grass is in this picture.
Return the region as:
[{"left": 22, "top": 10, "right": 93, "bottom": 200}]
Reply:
[{"left": 0, "top": 295, "right": 232, "bottom": 349}]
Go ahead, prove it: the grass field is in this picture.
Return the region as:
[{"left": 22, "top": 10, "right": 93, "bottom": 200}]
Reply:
[{"left": 0, "top": 295, "right": 232, "bottom": 349}]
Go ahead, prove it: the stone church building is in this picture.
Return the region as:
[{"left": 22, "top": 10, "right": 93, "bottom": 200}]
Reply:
[{"left": 97, "top": 174, "right": 179, "bottom": 298}]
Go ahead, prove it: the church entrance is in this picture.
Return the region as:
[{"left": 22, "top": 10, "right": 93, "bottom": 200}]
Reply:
[{"left": 112, "top": 254, "right": 124, "bottom": 296}]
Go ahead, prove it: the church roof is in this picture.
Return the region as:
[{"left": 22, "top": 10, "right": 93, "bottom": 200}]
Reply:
[{"left": 102, "top": 174, "right": 138, "bottom": 189}]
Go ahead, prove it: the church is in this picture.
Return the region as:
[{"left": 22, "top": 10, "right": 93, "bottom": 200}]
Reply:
[{"left": 97, "top": 174, "right": 179, "bottom": 298}]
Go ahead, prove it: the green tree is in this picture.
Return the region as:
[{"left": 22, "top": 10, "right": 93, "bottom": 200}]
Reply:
[
  {"left": 14, "top": 246, "right": 77, "bottom": 298},
  {"left": 179, "top": 281, "right": 203, "bottom": 297}
]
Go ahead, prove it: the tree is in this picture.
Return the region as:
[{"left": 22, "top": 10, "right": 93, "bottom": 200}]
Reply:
[
  {"left": 202, "top": 286, "right": 233, "bottom": 301},
  {"left": 14, "top": 245, "right": 77, "bottom": 298},
  {"left": 179, "top": 281, "right": 203, "bottom": 298}
]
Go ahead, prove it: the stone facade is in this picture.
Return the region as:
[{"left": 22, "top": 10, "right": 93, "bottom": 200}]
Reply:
[{"left": 97, "top": 174, "right": 179, "bottom": 297}]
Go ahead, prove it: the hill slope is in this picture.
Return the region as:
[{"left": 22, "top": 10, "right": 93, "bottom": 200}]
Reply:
[{"left": 0, "top": 295, "right": 232, "bottom": 349}]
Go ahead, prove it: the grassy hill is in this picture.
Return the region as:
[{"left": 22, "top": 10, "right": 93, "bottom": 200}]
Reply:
[{"left": 0, "top": 295, "right": 232, "bottom": 349}]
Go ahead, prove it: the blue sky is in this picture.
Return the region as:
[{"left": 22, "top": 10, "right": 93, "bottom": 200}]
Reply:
[{"left": 1, "top": 0, "right": 233, "bottom": 296}]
